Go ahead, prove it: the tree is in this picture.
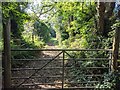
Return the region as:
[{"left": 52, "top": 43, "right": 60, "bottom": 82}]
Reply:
[
  {"left": 2, "top": 2, "right": 30, "bottom": 40},
  {"left": 97, "top": 2, "right": 115, "bottom": 36}
]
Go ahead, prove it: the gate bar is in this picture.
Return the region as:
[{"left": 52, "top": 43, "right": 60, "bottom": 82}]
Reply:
[{"left": 11, "top": 49, "right": 112, "bottom": 51}]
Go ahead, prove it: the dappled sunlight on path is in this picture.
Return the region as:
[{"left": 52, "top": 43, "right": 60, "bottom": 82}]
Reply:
[{"left": 42, "top": 44, "right": 61, "bottom": 57}]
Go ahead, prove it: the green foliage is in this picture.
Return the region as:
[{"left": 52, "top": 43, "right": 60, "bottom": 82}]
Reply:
[
  {"left": 55, "top": 2, "right": 117, "bottom": 88},
  {"left": 53, "top": 2, "right": 98, "bottom": 49},
  {"left": 65, "top": 50, "right": 111, "bottom": 88},
  {"left": 11, "top": 39, "right": 42, "bottom": 67},
  {"left": 34, "top": 20, "right": 51, "bottom": 43},
  {"left": 2, "top": 2, "right": 46, "bottom": 67},
  {"left": 2, "top": 2, "right": 30, "bottom": 37},
  {"left": 2, "top": 2, "right": 29, "bottom": 20},
  {"left": 0, "top": 41, "right": 3, "bottom": 51},
  {"left": 48, "top": 38, "right": 58, "bottom": 46},
  {"left": 96, "top": 72, "right": 116, "bottom": 89},
  {"left": 1, "top": 2, "right": 118, "bottom": 87}
]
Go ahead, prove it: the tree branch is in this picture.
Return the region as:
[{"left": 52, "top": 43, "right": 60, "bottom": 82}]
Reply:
[{"left": 39, "top": 6, "right": 54, "bottom": 16}]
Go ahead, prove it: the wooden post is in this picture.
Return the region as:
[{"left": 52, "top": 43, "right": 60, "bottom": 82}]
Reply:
[
  {"left": 112, "top": 26, "right": 120, "bottom": 72},
  {"left": 111, "top": 25, "right": 120, "bottom": 90},
  {"left": 3, "top": 18, "right": 11, "bottom": 88}
]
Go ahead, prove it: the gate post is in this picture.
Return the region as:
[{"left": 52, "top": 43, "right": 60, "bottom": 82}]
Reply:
[
  {"left": 112, "top": 25, "right": 120, "bottom": 90},
  {"left": 3, "top": 18, "right": 11, "bottom": 88},
  {"left": 112, "top": 26, "right": 120, "bottom": 72}
]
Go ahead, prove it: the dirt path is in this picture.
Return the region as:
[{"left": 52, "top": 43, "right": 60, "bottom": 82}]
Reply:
[
  {"left": 42, "top": 45, "right": 61, "bottom": 57},
  {"left": 36, "top": 45, "right": 63, "bottom": 89}
]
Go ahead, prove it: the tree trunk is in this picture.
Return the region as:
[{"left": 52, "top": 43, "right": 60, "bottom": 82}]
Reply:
[
  {"left": 97, "top": 2, "right": 105, "bottom": 35},
  {"left": 105, "top": 2, "right": 115, "bottom": 18},
  {"left": 68, "top": 15, "right": 74, "bottom": 37}
]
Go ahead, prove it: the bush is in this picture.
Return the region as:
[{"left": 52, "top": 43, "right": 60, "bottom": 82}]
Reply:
[
  {"left": 96, "top": 72, "right": 117, "bottom": 89},
  {"left": 11, "top": 38, "right": 43, "bottom": 67}
]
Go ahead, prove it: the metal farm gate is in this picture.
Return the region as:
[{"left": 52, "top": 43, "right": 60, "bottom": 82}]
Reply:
[{"left": 3, "top": 49, "right": 114, "bottom": 90}]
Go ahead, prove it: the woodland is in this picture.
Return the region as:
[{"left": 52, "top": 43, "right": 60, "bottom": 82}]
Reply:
[{"left": 1, "top": 1, "right": 120, "bottom": 89}]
